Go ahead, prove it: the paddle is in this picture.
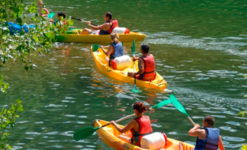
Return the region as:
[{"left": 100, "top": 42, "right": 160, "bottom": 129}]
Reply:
[
  {"left": 73, "top": 114, "right": 135, "bottom": 141},
  {"left": 73, "top": 98, "right": 174, "bottom": 141},
  {"left": 47, "top": 12, "right": 55, "bottom": 19},
  {"left": 71, "top": 17, "right": 97, "bottom": 26},
  {"left": 169, "top": 94, "right": 196, "bottom": 125},
  {"left": 131, "top": 40, "right": 140, "bottom": 93},
  {"left": 92, "top": 44, "right": 99, "bottom": 52}
]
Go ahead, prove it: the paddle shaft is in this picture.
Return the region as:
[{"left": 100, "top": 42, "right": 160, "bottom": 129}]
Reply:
[
  {"left": 133, "top": 54, "right": 137, "bottom": 85},
  {"left": 100, "top": 114, "right": 135, "bottom": 128},
  {"left": 187, "top": 116, "right": 196, "bottom": 126},
  {"left": 71, "top": 17, "right": 97, "bottom": 26},
  {"left": 71, "top": 17, "right": 88, "bottom": 23}
]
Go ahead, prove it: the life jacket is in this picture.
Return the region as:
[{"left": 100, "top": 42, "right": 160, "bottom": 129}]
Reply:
[
  {"left": 110, "top": 42, "right": 123, "bottom": 59},
  {"left": 54, "top": 19, "right": 67, "bottom": 31},
  {"left": 140, "top": 54, "right": 156, "bottom": 81},
  {"left": 195, "top": 128, "right": 220, "bottom": 150},
  {"left": 131, "top": 116, "right": 153, "bottom": 146},
  {"left": 109, "top": 20, "right": 119, "bottom": 33}
]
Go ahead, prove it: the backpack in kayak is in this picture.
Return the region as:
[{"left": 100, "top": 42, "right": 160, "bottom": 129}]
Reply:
[
  {"left": 111, "top": 55, "right": 132, "bottom": 70},
  {"left": 140, "top": 132, "right": 167, "bottom": 149}
]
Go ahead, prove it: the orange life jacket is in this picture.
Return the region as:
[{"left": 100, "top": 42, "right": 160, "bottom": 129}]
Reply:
[
  {"left": 131, "top": 116, "right": 153, "bottom": 146},
  {"left": 141, "top": 54, "right": 156, "bottom": 81},
  {"left": 109, "top": 20, "right": 118, "bottom": 33}
]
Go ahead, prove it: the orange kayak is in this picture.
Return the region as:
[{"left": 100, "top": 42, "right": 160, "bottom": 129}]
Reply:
[
  {"left": 91, "top": 47, "right": 168, "bottom": 91},
  {"left": 94, "top": 119, "right": 194, "bottom": 150}
]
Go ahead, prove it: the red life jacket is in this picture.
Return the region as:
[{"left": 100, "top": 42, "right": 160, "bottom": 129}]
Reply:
[
  {"left": 141, "top": 54, "right": 156, "bottom": 81},
  {"left": 109, "top": 20, "right": 118, "bottom": 33},
  {"left": 131, "top": 115, "right": 153, "bottom": 146}
]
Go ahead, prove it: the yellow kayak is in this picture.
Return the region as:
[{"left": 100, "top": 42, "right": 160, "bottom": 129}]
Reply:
[
  {"left": 91, "top": 47, "right": 168, "bottom": 91},
  {"left": 94, "top": 120, "right": 194, "bottom": 150},
  {"left": 56, "top": 30, "right": 146, "bottom": 43}
]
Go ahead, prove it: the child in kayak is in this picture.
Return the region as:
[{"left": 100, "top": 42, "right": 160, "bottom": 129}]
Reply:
[
  {"left": 110, "top": 102, "right": 153, "bottom": 146},
  {"left": 81, "top": 12, "right": 118, "bottom": 35},
  {"left": 53, "top": 12, "right": 67, "bottom": 30},
  {"left": 188, "top": 116, "right": 225, "bottom": 150},
  {"left": 100, "top": 33, "right": 124, "bottom": 66},
  {"left": 38, "top": 0, "right": 49, "bottom": 17},
  {"left": 128, "top": 44, "right": 156, "bottom": 81}
]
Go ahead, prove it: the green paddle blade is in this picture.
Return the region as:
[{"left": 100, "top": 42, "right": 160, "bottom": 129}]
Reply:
[
  {"left": 152, "top": 99, "right": 171, "bottom": 109},
  {"left": 131, "top": 40, "right": 135, "bottom": 55},
  {"left": 47, "top": 12, "right": 54, "bottom": 19},
  {"left": 170, "top": 94, "right": 190, "bottom": 117},
  {"left": 131, "top": 85, "right": 140, "bottom": 93},
  {"left": 92, "top": 44, "right": 99, "bottom": 52},
  {"left": 73, "top": 126, "right": 99, "bottom": 141}
]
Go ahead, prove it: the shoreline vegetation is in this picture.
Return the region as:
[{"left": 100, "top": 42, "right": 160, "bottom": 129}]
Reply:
[{"left": 0, "top": 0, "right": 56, "bottom": 149}]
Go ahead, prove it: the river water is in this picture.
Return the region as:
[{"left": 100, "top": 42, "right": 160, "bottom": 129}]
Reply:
[{"left": 1, "top": 0, "right": 247, "bottom": 149}]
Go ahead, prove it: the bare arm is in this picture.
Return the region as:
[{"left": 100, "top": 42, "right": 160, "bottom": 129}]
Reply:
[
  {"left": 188, "top": 124, "right": 201, "bottom": 136},
  {"left": 100, "top": 45, "right": 113, "bottom": 56},
  {"left": 106, "top": 45, "right": 114, "bottom": 58},
  {"left": 133, "top": 58, "right": 144, "bottom": 76},
  {"left": 111, "top": 120, "right": 137, "bottom": 133},
  {"left": 88, "top": 22, "right": 110, "bottom": 30},
  {"left": 218, "top": 136, "right": 225, "bottom": 150}
]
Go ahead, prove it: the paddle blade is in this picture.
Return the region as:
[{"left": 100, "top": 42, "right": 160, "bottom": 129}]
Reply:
[
  {"left": 131, "top": 85, "right": 140, "bottom": 93},
  {"left": 47, "top": 12, "right": 54, "bottom": 19},
  {"left": 170, "top": 94, "right": 189, "bottom": 116},
  {"left": 131, "top": 40, "right": 135, "bottom": 55},
  {"left": 92, "top": 44, "right": 99, "bottom": 52},
  {"left": 73, "top": 127, "right": 99, "bottom": 141},
  {"left": 152, "top": 99, "right": 171, "bottom": 109}
]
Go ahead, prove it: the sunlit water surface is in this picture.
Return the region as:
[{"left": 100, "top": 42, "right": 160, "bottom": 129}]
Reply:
[{"left": 0, "top": 0, "right": 247, "bottom": 149}]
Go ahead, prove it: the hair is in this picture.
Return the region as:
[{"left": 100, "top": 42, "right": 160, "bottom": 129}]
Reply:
[
  {"left": 110, "top": 33, "right": 119, "bottom": 43},
  {"left": 38, "top": 0, "right": 43, "bottom": 5},
  {"left": 141, "top": 44, "right": 150, "bottom": 53},
  {"left": 57, "top": 12, "right": 66, "bottom": 19},
  {"left": 133, "top": 102, "right": 146, "bottom": 113},
  {"left": 105, "top": 12, "right": 112, "bottom": 20},
  {"left": 203, "top": 116, "right": 215, "bottom": 126}
]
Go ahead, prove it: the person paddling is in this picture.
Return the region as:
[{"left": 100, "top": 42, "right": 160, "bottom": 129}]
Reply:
[
  {"left": 82, "top": 12, "right": 118, "bottom": 35},
  {"left": 38, "top": 0, "right": 49, "bottom": 17},
  {"left": 188, "top": 116, "right": 225, "bottom": 150},
  {"left": 100, "top": 33, "right": 124, "bottom": 66},
  {"left": 110, "top": 102, "right": 153, "bottom": 146},
  {"left": 128, "top": 44, "right": 156, "bottom": 81}
]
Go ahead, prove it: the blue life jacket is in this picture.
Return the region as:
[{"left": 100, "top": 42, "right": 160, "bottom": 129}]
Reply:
[
  {"left": 8, "top": 22, "right": 35, "bottom": 34},
  {"left": 195, "top": 128, "right": 220, "bottom": 150},
  {"left": 110, "top": 42, "right": 123, "bottom": 59}
]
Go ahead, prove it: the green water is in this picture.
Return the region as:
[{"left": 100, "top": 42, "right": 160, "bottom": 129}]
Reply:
[{"left": 1, "top": 0, "right": 247, "bottom": 149}]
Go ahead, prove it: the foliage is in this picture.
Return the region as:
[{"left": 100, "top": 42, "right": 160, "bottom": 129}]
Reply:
[
  {"left": 0, "top": 0, "right": 61, "bottom": 149},
  {"left": 242, "top": 145, "right": 247, "bottom": 150},
  {"left": 0, "top": 100, "right": 23, "bottom": 150},
  {"left": 0, "top": 76, "right": 9, "bottom": 94},
  {"left": 0, "top": 0, "right": 56, "bottom": 69}
]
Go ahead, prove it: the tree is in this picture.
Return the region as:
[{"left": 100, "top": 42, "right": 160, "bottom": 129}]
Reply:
[
  {"left": 0, "top": 0, "right": 56, "bottom": 149},
  {"left": 0, "top": 100, "right": 23, "bottom": 149}
]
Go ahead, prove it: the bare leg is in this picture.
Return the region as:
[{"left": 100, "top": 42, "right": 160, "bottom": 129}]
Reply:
[
  {"left": 118, "top": 134, "right": 131, "bottom": 143},
  {"left": 80, "top": 28, "right": 91, "bottom": 34},
  {"left": 179, "top": 142, "right": 184, "bottom": 150}
]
